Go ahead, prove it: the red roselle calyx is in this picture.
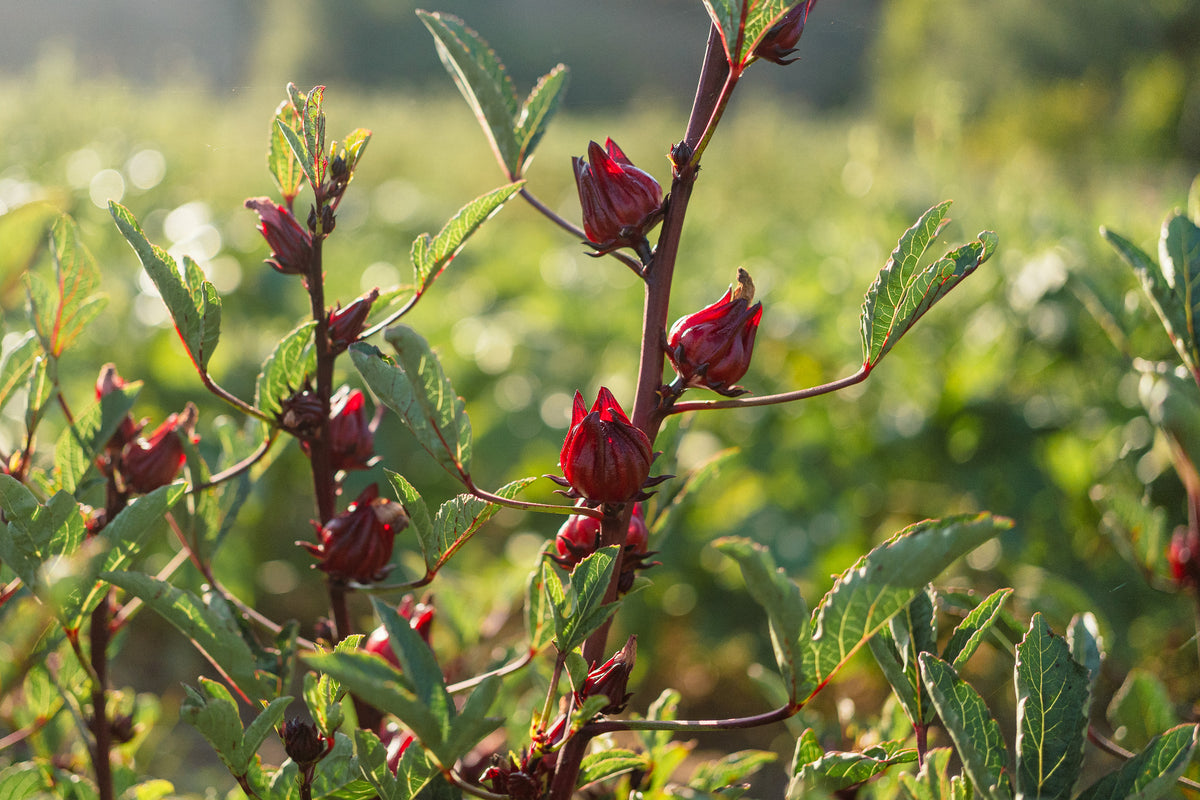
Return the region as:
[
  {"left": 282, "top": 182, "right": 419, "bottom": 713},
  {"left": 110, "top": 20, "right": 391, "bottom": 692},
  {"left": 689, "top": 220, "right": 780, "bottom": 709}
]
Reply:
[
  {"left": 1168, "top": 527, "right": 1200, "bottom": 588},
  {"left": 576, "top": 635, "right": 637, "bottom": 714},
  {"left": 554, "top": 388, "right": 655, "bottom": 505},
  {"left": 667, "top": 268, "right": 763, "bottom": 397},
  {"left": 118, "top": 403, "right": 198, "bottom": 495},
  {"left": 553, "top": 504, "right": 655, "bottom": 594},
  {"left": 328, "top": 288, "right": 379, "bottom": 353},
  {"left": 754, "top": 1, "right": 818, "bottom": 65},
  {"left": 95, "top": 364, "right": 142, "bottom": 450},
  {"left": 301, "top": 387, "right": 377, "bottom": 472},
  {"left": 301, "top": 484, "right": 408, "bottom": 583},
  {"left": 245, "top": 197, "right": 314, "bottom": 275},
  {"left": 572, "top": 138, "right": 664, "bottom": 257}
]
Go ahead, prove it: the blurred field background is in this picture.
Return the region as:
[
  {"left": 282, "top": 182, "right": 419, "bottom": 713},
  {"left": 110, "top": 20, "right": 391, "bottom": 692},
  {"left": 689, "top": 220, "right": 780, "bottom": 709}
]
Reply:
[{"left": 2, "top": 0, "right": 1200, "bottom": 792}]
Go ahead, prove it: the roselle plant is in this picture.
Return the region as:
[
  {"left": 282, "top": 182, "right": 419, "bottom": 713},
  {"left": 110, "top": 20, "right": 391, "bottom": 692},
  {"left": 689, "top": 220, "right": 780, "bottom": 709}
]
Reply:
[{"left": 1, "top": 4, "right": 1198, "bottom": 800}]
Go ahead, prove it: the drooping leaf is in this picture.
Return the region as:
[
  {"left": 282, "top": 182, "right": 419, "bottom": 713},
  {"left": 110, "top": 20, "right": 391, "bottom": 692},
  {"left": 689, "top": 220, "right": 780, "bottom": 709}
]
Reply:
[
  {"left": 427, "top": 478, "right": 534, "bottom": 572},
  {"left": 1013, "top": 613, "right": 1090, "bottom": 800},
  {"left": 109, "top": 202, "right": 222, "bottom": 372},
  {"left": 1075, "top": 724, "right": 1198, "bottom": 800},
  {"left": 102, "top": 571, "right": 276, "bottom": 704},
  {"left": 804, "top": 513, "right": 1011, "bottom": 702},
  {"left": 1159, "top": 212, "right": 1200, "bottom": 367},
  {"left": 919, "top": 653, "right": 1013, "bottom": 800},
  {"left": 350, "top": 327, "right": 471, "bottom": 481},
  {"left": 418, "top": 11, "right": 521, "bottom": 176},
  {"left": 713, "top": 537, "right": 809, "bottom": 701},
  {"left": 254, "top": 320, "right": 316, "bottom": 418},
  {"left": 861, "top": 202, "right": 997, "bottom": 367},
  {"left": 700, "top": 0, "right": 795, "bottom": 68},
  {"left": 411, "top": 182, "right": 524, "bottom": 293},
  {"left": 26, "top": 216, "right": 106, "bottom": 358}
]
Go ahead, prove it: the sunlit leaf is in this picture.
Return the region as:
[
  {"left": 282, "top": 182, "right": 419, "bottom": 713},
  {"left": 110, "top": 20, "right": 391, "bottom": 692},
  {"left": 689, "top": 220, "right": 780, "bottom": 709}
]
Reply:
[
  {"left": 269, "top": 98, "right": 305, "bottom": 203},
  {"left": 861, "top": 202, "right": 996, "bottom": 367},
  {"left": 941, "top": 587, "right": 1013, "bottom": 670},
  {"left": 26, "top": 217, "right": 106, "bottom": 358},
  {"left": 579, "top": 749, "right": 651, "bottom": 787},
  {"left": 52, "top": 379, "right": 140, "bottom": 493},
  {"left": 181, "top": 678, "right": 291, "bottom": 777},
  {"left": 1159, "top": 212, "right": 1200, "bottom": 370},
  {"left": 110, "top": 202, "right": 222, "bottom": 372},
  {"left": 1075, "top": 725, "right": 1198, "bottom": 800},
  {"left": 254, "top": 320, "right": 316, "bottom": 418},
  {"left": 919, "top": 653, "right": 1013, "bottom": 800},
  {"left": 1106, "top": 668, "right": 1179, "bottom": 751},
  {"left": 410, "top": 182, "right": 524, "bottom": 293},
  {"left": 700, "top": 0, "right": 795, "bottom": 68},
  {"left": 556, "top": 546, "right": 621, "bottom": 652},
  {"left": 0, "top": 332, "right": 41, "bottom": 414},
  {"left": 1067, "top": 611, "right": 1103, "bottom": 692},
  {"left": 515, "top": 65, "right": 569, "bottom": 174},
  {"left": 1013, "top": 613, "right": 1089, "bottom": 800},
  {"left": 350, "top": 328, "right": 470, "bottom": 480},
  {"left": 794, "top": 740, "right": 916, "bottom": 791},
  {"left": 428, "top": 478, "right": 534, "bottom": 572},
  {"left": 896, "top": 748, "right": 971, "bottom": 800}
]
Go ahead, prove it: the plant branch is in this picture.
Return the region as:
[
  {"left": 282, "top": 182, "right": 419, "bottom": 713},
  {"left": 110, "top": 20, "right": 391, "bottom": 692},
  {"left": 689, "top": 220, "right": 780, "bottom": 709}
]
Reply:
[
  {"left": 88, "top": 594, "right": 115, "bottom": 800},
  {"left": 189, "top": 430, "right": 278, "bottom": 493},
  {"left": 446, "top": 650, "right": 533, "bottom": 694},
  {"left": 518, "top": 187, "right": 644, "bottom": 275},
  {"left": 586, "top": 701, "right": 801, "bottom": 736},
  {"left": 466, "top": 479, "right": 604, "bottom": 520},
  {"left": 1087, "top": 725, "right": 1200, "bottom": 790},
  {"left": 447, "top": 770, "right": 509, "bottom": 800},
  {"left": 666, "top": 365, "right": 871, "bottom": 415},
  {"left": 197, "top": 369, "right": 273, "bottom": 424},
  {"left": 360, "top": 292, "right": 421, "bottom": 341}
]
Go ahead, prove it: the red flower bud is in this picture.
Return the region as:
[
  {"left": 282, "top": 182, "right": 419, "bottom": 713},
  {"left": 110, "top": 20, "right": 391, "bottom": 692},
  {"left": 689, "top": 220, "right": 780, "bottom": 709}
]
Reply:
[
  {"left": 572, "top": 139, "right": 663, "bottom": 255},
  {"left": 95, "top": 364, "right": 142, "bottom": 451},
  {"left": 667, "top": 268, "right": 763, "bottom": 396},
  {"left": 554, "top": 503, "right": 649, "bottom": 568},
  {"left": 558, "top": 388, "right": 653, "bottom": 504},
  {"left": 278, "top": 385, "right": 324, "bottom": 439},
  {"left": 1168, "top": 528, "right": 1200, "bottom": 588},
  {"left": 245, "top": 197, "right": 314, "bottom": 275},
  {"left": 281, "top": 717, "right": 327, "bottom": 766},
  {"left": 364, "top": 594, "right": 436, "bottom": 669},
  {"left": 119, "top": 404, "right": 197, "bottom": 494},
  {"left": 754, "top": 1, "right": 817, "bottom": 65},
  {"left": 301, "top": 484, "right": 408, "bottom": 583},
  {"left": 300, "top": 387, "right": 376, "bottom": 472},
  {"left": 576, "top": 635, "right": 636, "bottom": 714},
  {"left": 380, "top": 724, "right": 415, "bottom": 774},
  {"left": 328, "top": 288, "right": 379, "bottom": 353}
]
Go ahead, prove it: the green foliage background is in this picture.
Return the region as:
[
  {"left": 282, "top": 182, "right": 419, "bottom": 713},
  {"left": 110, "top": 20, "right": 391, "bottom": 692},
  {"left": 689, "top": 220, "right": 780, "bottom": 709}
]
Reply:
[{"left": 1, "top": 0, "right": 1198, "bottom": 791}]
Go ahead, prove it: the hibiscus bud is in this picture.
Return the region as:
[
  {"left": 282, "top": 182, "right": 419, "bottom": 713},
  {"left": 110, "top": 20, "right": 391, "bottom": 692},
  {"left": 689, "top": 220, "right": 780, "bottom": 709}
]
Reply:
[
  {"left": 1168, "top": 528, "right": 1200, "bottom": 588},
  {"left": 554, "top": 503, "right": 649, "bottom": 568},
  {"left": 754, "top": 1, "right": 817, "bottom": 65},
  {"left": 119, "top": 403, "right": 197, "bottom": 494},
  {"left": 301, "top": 484, "right": 407, "bottom": 583},
  {"left": 245, "top": 197, "right": 314, "bottom": 275},
  {"left": 667, "top": 268, "right": 763, "bottom": 396},
  {"left": 95, "top": 364, "right": 141, "bottom": 450},
  {"left": 328, "top": 288, "right": 379, "bottom": 353},
  {"left": 278, "top": 385, "right": 324, "bottom": 439},
  {"left": 364, "top": 594, "right": 436, "bottom": 669},
  {"left": 577, "top": 635, "right": 636, "bottom": 714},
  {"left": 282, "top": 717, "right": 326, "bottom": 766},
  {"left": 557, "top": 388, "right": 653, "bottom": 505},
  {"left": 572, "top": 139, "right": 664, "bottom": 256},
  {"left": 300, "top": 387, "right": 376, "bottom": 472}
]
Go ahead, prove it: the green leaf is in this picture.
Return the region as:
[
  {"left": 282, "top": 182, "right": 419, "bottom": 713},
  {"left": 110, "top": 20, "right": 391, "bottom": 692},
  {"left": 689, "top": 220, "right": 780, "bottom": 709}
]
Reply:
[
  {"left": 795, "top": 742, "right": 916, "bottom": 791},
  {"left": 303, "top": 655, "right": 347, "bottom": 738},
  {"left": 897, "top": 748, "right": 971, "bottom": 800},
  {"left": 68, "top": 483, "right": 186, "bottom": 630},
  {"left": 861, "top": 202, "right": 996, "bottom": 367},
  {"left": 269, "top": 98, "right": 306, "bottom": 202},
  {"left": 524, "top": 551, "right": 556, "bottom": 653},
  {"left": 181, "top": 678, "right": 291, "bottom": 776},
  {"left": 26, "top": 216, "right": 106, "bottom": 358},
  {"left": 417, "top": 11, "right": 521, "bottom": 176},
  {"left": 556, "top": 546, "right": 621, "bottom": 653},
  {"left": 1159, "top": 212, "right": 1200, "bottom": 369},
  {"left": 307, "top": 650, "right": 451, "bottom": 765},
  {"left": 919, "top": 653, "right": 1012, "bottom": 800},
  {"left": 1075, "top": 724, "right": 1198, "bottom": 800},
  {"left": 109, "top": 202, "right": 222, "bottom": 372},
  {"left": 700, "top": 0, "right": 795, "bottom": 68},
  {"left": 514, "top": 66, "right": 569, "bottom": 173},
  {"left": 692, "top": 750, "right": 778, "bottom": 792},
  {"left": 411, "top": 182, "right": 524, "bottom": 294},
  {"left": 254, "top": 320, "right": 316, "bottom": 418},
  {"left": 427, "top": 478, "right": 534, "bottom": 572},
  {"left": 350, "top": 327, "right": 471, "bottom": 481},
  {"left": 53, "top": 380, "right": 140, "bottom": 494},
  {"left": 804, "top": 513, "right": 1011, "bottom": 702},
  {"left": 103, "top": 571, "right": 276, "bottom": 704},
  {"left": 579, "top": 749, "right": 651, "bottom": 787},
  {"left": 1101, "top": 226, "right": 1192, "bottom": 372},
  {"left": 1106, "top": 668, "right": 1179, "bottom": 751},
  {"left": 0, "top": 763, "right": 44, "bottom": 799},
  {"left": 1066, "top": 612, "right": 1103, "bottom": 692},
  {"left": 0, "top": 478, "right": 84, "bottom": 594},
  {"left": 371, "top": 597, "right": 451, "bottom": 724},
  {"left": 443, "top": 675, "right": 503, "bottom": 764},
  {"left": 385, "top": 471, "right": 434, "bottom": 568},
  {"left": 1013, "top": 613, "right": 1090, "bottom": 799},
  {"left": 869, "top": 589, "right": 937, "bottom": 727},
  {"left": 713, "top": 537, "right": 810, "bottom": 701},
  {"left": 355, "top": 729, "right": 438, "bottom": 800},
  {"left": 941, "top": 587, "right": 1013, "bottom": 670},
  {"left": 23, "top": 355, "right": 52, "bottom": 433},
  {"left": 0, "top": 331, "right": 41, "bottom": 414}
]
